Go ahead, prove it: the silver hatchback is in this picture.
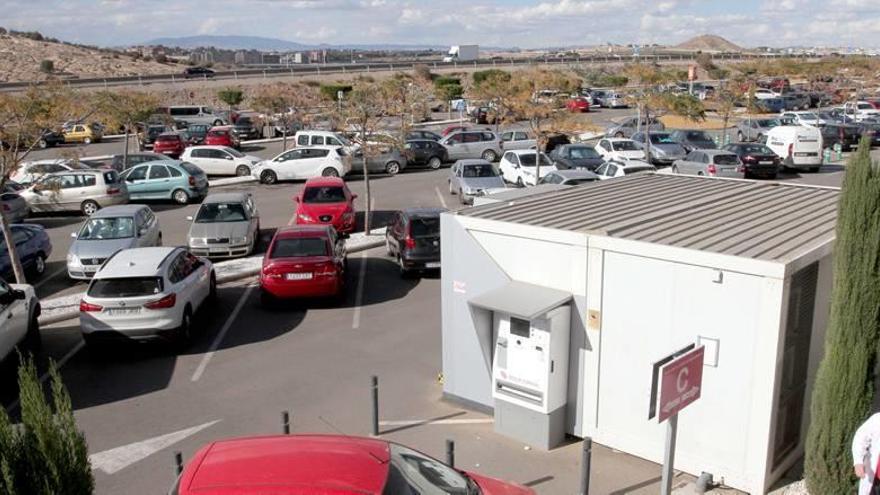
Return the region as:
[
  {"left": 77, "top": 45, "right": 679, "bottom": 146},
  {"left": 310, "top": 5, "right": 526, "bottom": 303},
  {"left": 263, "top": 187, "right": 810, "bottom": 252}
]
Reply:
[
  {"left": 187, "top": 192, "right": 260, "bottom": 258},
  {"left": 671, "top": 150, "right": 745, "bottom": 179},
  {"left": 440, "top": 130, "right": 503, "bottom": 162}
]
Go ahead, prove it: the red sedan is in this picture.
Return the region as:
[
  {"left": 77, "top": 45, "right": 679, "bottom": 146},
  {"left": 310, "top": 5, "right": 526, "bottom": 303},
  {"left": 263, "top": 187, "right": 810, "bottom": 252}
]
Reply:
[
  {"left": 152, "top": 133, "right": 189, "bottom": 158},
  {"left": 293, "top": 177, "right": 356, "bottom": 235},
  {"left": 566, "top": 97, "right": 590, "bottom": 113},
  {"left": 204, "top": 126, "right": 241, "bottom": 149},
  {"left": 173, "top": 434, "right": 534, "bottom": 495},
  {"left": 260, "top": 225, "right": 346, "bottom": 304}
]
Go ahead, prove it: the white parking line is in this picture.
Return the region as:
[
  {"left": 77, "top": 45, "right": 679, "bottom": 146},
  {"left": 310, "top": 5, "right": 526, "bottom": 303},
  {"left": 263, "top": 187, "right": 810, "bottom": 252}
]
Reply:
[
  {"left": 379, "top": 418, "right": 494, "bottom": 426},
  {"left": 351, "top": 251, "right": 368, "bottom": 329},
  {"left": 5, "top": 340, "right": 85, "bottom": 413},
  {"left": 434, "top": 186, "right": 448, "bottom": 209},
  {"left": 33, "top": 266, "right": 68, "bottom": 290},
  {"left": 191, "top": 284, "right": 255, "bottom": 382}
]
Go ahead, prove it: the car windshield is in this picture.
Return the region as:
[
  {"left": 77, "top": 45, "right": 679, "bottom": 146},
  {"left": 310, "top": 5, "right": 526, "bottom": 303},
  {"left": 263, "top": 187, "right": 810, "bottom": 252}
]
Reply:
[
  {"left": 714, "top": 154, "right": 740, "bottom": 165},
  {"left": 648, "top": 134, "right": 675, "bottom": 144},
  {"left": 568, "top": 147, "right": 599, "bottom": 159},
  {"left": 224, "top": 148, "right": 244, "bottom": 158},
  {"left": 566, "top": 178, "right": 598, "bottom": 185},
  {"left": 78, "top": 217, "right": 135, "bottom": 240},
  {"left": 519, "top": 153, "right": 552, "bottom": 167},
  {"left": 798, "top": 113, "right": 819, "bottom": 120},
  {"left": 381, "top": 443, "right": 472, "bottom": 495},
  {"left": 611, "top": 141, "right": 639, "bottom": 151},
  {"left": 410, "top": 217, "right": 440, "bottom": 237},
  {"left": 88, "top": 277, "right": 163, "bottom": 298},
  {"left": 303, "top": 186, "right": 346, "bottom": 204},
  {"left": 195, "top": 203, "right": 248, "bottom": 223},
  {"left": 740, "top": 144, "right": 774, "bottom": 154},
  {"left": 686, "top": 132, "right": 712, "bottom": 141},
  {"left": 270, "top": 238, "right": 328, "bottom": 258},
  {"left": 462, "top": 165, "right": 496, "bottom": 178},
  {"left": 756, "top": 119, "right": 780, "bottom": 128}
]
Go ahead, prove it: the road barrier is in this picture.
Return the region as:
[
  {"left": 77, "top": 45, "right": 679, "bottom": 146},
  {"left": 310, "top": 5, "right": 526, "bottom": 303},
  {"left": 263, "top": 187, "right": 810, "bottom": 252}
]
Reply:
[{"left": 371, "top": 375, "right": 380, "bottom": 437}]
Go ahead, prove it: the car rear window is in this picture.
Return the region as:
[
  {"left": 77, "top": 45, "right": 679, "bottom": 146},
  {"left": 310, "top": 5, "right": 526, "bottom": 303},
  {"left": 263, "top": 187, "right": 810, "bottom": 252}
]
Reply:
[
  {"left": 410, "top": 216, "right": 440, "bottom": 237},
  {"left": 157, "top": 135, "right": 180, "bottom": 142},
  {"left": 179, "top": 162, "right": 204, "bottom": 176},
  {"left": 714, "top": 154, "right": 740, "bottom": 165},
  {"left": 612, "top": 141, "right": 639, "bottom": 151},
  {"left": 103, "top": 171, "right": 119, "bottom": 184},
  {"left": 88, "top": 277, "right": 163, "bottom": 298},
  {"left": 270, "top": 238, "right": 328, "bottom": 258},
  {"left": 303, "top": 186, "right": 345, "bottom": 203}
]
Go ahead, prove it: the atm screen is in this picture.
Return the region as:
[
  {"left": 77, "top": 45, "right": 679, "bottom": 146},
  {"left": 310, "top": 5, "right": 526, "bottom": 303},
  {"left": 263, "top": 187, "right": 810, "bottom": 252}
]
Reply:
[{"left": 510, "top": 317, "right": 531, "bottom": 338}]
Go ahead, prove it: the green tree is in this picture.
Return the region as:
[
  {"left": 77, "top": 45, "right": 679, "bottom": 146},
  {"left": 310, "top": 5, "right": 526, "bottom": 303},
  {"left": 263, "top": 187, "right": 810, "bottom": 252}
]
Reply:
[
  {"left": 39, "top": 60, "right": 53, "bottom": 74},
  {"left": 216, "top": 87, "right": 244, "bottom": 110},
  {"left": 805, "top": 138, "right": 880, "bottom": 494},
  {"left": 0, "top": 357, "right": 93, "bottom": 494},
  {"left": 433, "top": 76, "right": 464, "bottom": 103},
  {"left": 92, "top": 90, "right": 160, "bottom": 169}
]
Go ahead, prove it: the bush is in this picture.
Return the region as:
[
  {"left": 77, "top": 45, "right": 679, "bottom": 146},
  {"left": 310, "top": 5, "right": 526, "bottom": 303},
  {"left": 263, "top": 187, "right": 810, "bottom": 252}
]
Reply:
[
  {"left": 320, "top": 84, "right": 353, "bottom": 101},
  {"left": 39, "top": 60, "right": 54, "bottom": 73},
  {"left": 473, "top": 69, "right": 510, "bottom": 86},
  {"left": 413, "top": 64, "right": 434, "bottom": 82},
  {"left": 434, "top": 76, "right": 464, "bottom": 101},
  {"left": 217, "top": 87, "right": 244, "bottom": 108},
  {"left": 0, "top": 357, "right": 94, "bottom": 494},
  {"left": 155, "top": 54, "right": 168, "bottom": 64}
]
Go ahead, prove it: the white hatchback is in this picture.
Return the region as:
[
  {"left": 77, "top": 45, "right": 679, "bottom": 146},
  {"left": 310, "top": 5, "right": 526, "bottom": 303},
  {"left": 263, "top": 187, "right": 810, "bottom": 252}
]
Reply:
[
  {"left": 79, "top": 247, "right": 215, "bottom": 347},
  {"left": 254, "top": 146, "right": 351, "bottom": 184},
  {"left": 595, "top": 138, "right": 647, "bottom": 162},
  {"left": 498, "top": 150, "right": 555, "bottom": 186},
  {"left": 179, "top": 146, "right": 262, "bottom": 177}
]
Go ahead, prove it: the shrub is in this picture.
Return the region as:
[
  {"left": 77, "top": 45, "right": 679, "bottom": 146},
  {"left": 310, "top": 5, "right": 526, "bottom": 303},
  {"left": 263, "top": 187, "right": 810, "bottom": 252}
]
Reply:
[
  {"left": 320, "top": 84, "right": 353, "bottom": 101},
  {"left": 217, "top": 87, "right": 244, "bottom": 109},
  {"left": 39, "top": 60, "right": 54, "bottom": 73},
  {"left": 155, "top": 54, "right": 168, "bottom": 64},
  {"left": 434, "top": 76, "right": 464, "bottom": 101},
  {"left": 473, "top": 69, "right": 510, "bottom": 86}
]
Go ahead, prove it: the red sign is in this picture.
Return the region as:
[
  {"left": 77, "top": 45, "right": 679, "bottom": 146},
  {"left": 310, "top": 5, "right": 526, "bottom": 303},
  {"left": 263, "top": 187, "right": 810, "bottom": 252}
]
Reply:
[{"left": 657, "top": 346, "right": 704, "bottom": 422}]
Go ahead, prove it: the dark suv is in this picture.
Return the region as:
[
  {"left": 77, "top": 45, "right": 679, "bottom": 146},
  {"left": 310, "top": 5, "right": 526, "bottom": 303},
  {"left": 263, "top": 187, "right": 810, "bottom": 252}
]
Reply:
[
  {"left": 820, "top": 123, "right": 862, "bottom": 152},
  {"left": 233, "top": 116, "right": 262, "bottom": 141},
  {"left": 385, "top": 208, "right": 445, "bottom": 277},
  {"left": 404, "top": 139, "right": 448, "bottom": 169}
]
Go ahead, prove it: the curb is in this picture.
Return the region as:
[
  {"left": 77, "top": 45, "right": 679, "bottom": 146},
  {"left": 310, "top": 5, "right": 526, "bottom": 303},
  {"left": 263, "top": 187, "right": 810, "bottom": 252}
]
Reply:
[
  {"left": 37, "top": 236, "right": 387, "bottom": 327},
  {"left": 209, "top": 176, "right": 258, "bottom": 187}
]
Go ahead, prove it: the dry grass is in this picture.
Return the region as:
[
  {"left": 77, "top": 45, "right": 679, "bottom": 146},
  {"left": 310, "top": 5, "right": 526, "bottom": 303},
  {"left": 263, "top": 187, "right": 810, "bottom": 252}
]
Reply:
[{"left": 659, "top": 114, "right": 731, "bottom": 130}]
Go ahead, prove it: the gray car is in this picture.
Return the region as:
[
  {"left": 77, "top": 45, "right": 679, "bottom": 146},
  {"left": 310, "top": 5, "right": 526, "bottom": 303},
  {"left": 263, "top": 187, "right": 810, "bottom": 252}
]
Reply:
[
  {"left": 67, "top": 204, "right": 162, "bottom": 280},
  {"left": 187, "top": 192, "right": 260, "bottom": 258},
  {"left": 671, "top": 150, "right": 745, "bottom": 179},
  {"left": 351, "top": 148, "right": 408, "bottom": 175},
  {"left": 440, "top": 130, "right": 503, "bottom": 162},
  {"left": 538, "top": 169, "right": 599, "bottom": 185},
  {"left": 448, "top": 159, "right": 506, "bottom": 205},
  {"left": 1, "top": 184, "right": 30, "bottom": 224},
  {"left": 499, "top": 130, "right": 536, "bottom": 151},
  {"left": 631, "top": 131, "right": 687, "bottom": 166},
  {"left": 605, "top": 116, "right": 665, "bottom": 138},
  {"left": 735, "top": 118, "right": 782, "bottom": 142}
]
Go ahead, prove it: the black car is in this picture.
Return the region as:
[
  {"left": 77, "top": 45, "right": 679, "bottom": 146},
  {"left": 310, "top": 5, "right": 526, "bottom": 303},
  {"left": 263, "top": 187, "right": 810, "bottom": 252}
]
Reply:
[
  {"left": 183, "top": 67, "right": 215, "bottom": 79},
  {"left": 857, "top": 121, "right": 880, "bottom": 147},
  {"left": 406, "top": 130, "right": 442, "bottom": 141},
  {"left": 547, "top": 144, "right": 604, "bottom": 171},
  {"left": 404, "top": 139, "right": 448, "bottom": 169},
  {"left": 187, "top": 124, "right": 210, "bottom": 144},
  {"left": 721, "top": 143, "right": 781, "bottom": 179},
  {"left": 385, "top": 207, "right": 446, "bottom": 277},
  {"left": 820, "top": 123, "right": 862, "bottom": 152},
  {"left": 36, "top": 129, "right": 65, "bottom": 149},
  {"left": 669, "top": 129, "right": 717, "bottom": 152},
  {"left": 232, "top": 116, "right": 263, "bottom": 141}
]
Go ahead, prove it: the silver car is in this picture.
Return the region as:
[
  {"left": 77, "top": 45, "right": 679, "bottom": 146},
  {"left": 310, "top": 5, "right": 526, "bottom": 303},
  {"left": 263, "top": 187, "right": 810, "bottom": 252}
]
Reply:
[
  {"left": 67, "top": 204, "right": 162, "bottom": 280},
  {"left": 735, "top": 117, "right": 783, "bottom": 142},
  {"left": 499, "top": 130, "right": 536, "bottom": 151},
  {"left": 671, "top": 150, "right": 745, "bottom": 179},
  {"left": 448, "top": 159, "right": 506, "bottom": 205},
  {"left": 439, "top": 130, "right": 503, "bottom": 162},
  {"left": 350, "top": 148, "right": 408, "bottom": 175},
  {"left": 605, "top": 116, "right": 664, "bottom": 138},
  {"left": 1, "top": 183, "right": 30, "bottom": 224},
  {"left": 630, "top": 131, "right": 687, "bottom": 166},
  {"left": 187, "top": 192, "right": 260, "bottom": 258},
  {"left": 19, "top": 170, "right": 129, "bottom": 216}
]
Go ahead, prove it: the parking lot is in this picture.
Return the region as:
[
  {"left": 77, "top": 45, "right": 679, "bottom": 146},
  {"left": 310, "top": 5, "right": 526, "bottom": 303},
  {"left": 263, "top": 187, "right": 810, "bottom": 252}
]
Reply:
[{"left": 0, "top": 109, "right": 855, "bottom": 494}]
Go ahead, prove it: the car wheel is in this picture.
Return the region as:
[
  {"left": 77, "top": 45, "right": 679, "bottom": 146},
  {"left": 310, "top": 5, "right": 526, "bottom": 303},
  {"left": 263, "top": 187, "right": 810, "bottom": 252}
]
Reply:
[
  {"left": 260, "top": 170, "right": 278, "bottom": 185},
  {"left": 83, "top": 137, "right": 91, "bottom": 145},
  {"left": 24, "top": 311, "right": 41, "bottom": 352},
  {"left": 516, "top": 177, "right": 524, "bottom": 188},
  {"left": 235, "top": 165, "right": 251, "bottom": 177},
  {"left": 208, "top": 272, "right": 217, "bottom": 302},
  {"left": 213, "top": 120, "right": 223, "bottom": 126},
  {"left": 322, "top": 167, "right": 340, "bottom": 177},
  {"left": 398, "top": 255, "right": 410, "bottom": 278},
  {"left": 737, "top": 131, "right": 744, "bottom": 142},
  {"left": 172, "top": 189, "right": 189, "bottom": 205},
  {"left": 385, "top": 161, "right": 401, "bottom": 175},
  {"left": 615, "top": 132, "right": 624, "bottom": 138},
  {"left": 37, "top": 139, "right": 48, "bottom": 149},
  {"left": 428, "top": 157, "right": 442, "bottom": 169},
  {"left": 386, "top": 238, "right": 394, "bottom": 257},
  {"left": 809, "top": 166, "right": 821, "bottom": 173},
  {"left": 671, "top": 165, "right": 679, "bottom": 174},
  {"left": 448, "top": 181, "right": 456, "bottom": 195},
  {"left": 756, "top": 133, "right": 763, "bottom": 143},
  {"left": 157, "top": 232, "right": 163, "bottom": 246},
  {"left": 177, "top": 306, "right": 193, "bottom": 349},
  {"left": 481, "top": 150, "right": 497, "bottom": 162},
  {"left": 32, "top": 253, "right": 46, "bottom": 277},
  {"left": 80, "top": 200, "right": 99, "bottom": 216}
]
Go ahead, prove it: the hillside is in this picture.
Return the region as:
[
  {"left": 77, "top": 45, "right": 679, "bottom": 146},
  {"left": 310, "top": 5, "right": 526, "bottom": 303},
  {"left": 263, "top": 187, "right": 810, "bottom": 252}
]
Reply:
[
  {"left": 0, "top": 33, "right": 176, "bottom": 83},
  {"left": 144, "top": 35, "right": 449, "bottom": 51},
  {"left": 675, "top": 34, "right": 743, "bottom": 52}
]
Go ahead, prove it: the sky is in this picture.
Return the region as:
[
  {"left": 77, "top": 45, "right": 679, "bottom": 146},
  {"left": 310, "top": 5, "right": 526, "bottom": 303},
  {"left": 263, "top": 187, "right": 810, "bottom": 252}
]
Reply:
[{"left": 0, "top": 0, "right": 878, "bottom": 49}]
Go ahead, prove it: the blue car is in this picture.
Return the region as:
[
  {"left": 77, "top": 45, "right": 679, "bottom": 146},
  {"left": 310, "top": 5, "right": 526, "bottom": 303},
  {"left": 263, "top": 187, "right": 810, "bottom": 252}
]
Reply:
[
  {"left": 0, "top": 224, "right": 52, "bottom": 279},
  {"left": 119, "top": 160, "right": 209, "bottom": 205}
]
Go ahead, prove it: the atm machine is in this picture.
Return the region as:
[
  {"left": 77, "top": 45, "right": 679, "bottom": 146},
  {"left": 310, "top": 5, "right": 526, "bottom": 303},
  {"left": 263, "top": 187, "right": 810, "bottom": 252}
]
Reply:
[{"left": 492, "top": 305, "right": 570, "bottom": 450}]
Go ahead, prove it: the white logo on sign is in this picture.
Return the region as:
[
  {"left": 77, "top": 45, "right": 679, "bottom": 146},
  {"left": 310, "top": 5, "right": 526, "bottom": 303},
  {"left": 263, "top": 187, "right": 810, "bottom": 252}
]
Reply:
[{"left": 676, "top": 367, "right": 689, "bottom": 393}]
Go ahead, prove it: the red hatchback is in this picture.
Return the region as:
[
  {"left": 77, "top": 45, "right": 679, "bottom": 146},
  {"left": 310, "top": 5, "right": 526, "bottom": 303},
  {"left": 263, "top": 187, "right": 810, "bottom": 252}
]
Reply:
[
  {"left": 204, "top": 126, "right": 241, "bottom": 149},
  {"left": 566, "top": 97, "right": 590, "bottom": 113},
  {"left": 260, "top": 225, "right": 346, "bottom": 304},
  {"left": 153, "top": 133, "right": 189, "bottom": 158},
  {"left": 173, "top": 434, "right": 534, "bottom": 495},
  {"left": 294, "top": 177, "right": 356, "bottom": 235}
]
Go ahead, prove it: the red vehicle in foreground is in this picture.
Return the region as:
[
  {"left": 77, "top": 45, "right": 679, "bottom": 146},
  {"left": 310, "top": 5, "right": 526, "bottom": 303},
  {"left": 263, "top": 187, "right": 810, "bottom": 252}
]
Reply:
[
  {"left": 293, "top": 177, "right": 356, "bottom": 235},
  {"left": 260, "top": 225, "right": 346, "bottom": 305},
  {"left": 152, "top": 133, "right": 190, "bottom": 158},
  {"left": 203, "top": 126, "right": 241, "bottom": 149},
  {"left": 566, "top": 96, "right": 590, "bottom": 113},
  {"left": 173, "top": 434, "right": 534, "bottom": 495}
]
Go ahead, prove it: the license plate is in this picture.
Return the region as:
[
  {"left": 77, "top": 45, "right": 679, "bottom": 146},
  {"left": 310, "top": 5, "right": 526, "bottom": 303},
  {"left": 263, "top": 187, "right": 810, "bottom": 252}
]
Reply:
[
  {"left": 759, "top": 161, "right": 773, "bottom": 165},
  {"left": 105, "top": 307, "right": 140, "bottom": 316},
  {"left": 285, "top": 273, "right": 313, "bottom": 281},
  {"left": 425, "top": 262, "right": 441, "bottom": 269},
  {"left": 794, "top": 152, "right": 816, "bottom": 157},
  {"left": 209, "top": 247, "right": 227, "bottom": 254},
  {"left": 83, "top": 266, "right": 98, "bottom": 273}
]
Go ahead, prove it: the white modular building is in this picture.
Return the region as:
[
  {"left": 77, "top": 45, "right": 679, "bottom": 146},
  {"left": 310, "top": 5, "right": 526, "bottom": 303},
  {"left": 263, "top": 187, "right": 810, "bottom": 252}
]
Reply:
[{"left": 440, "top": 174, "right": 839, "bottom": 494}]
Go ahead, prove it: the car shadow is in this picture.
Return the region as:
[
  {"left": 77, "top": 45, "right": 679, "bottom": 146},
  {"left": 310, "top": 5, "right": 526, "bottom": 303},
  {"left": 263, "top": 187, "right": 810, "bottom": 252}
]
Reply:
[{"left": 23, "top": 212, "right": 86, "bottom": 229}]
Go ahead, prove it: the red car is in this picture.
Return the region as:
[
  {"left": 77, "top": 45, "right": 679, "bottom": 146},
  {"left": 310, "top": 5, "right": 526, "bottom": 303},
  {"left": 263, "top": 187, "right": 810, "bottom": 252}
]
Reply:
[
  {"left": 203, "top": 126, "right": 241, "bottom": 149},
  {"left": 260, "top": 225, "right": 346, "bottom": 304},
  {"left": 173, "top": 434, "right": 534, "bottom": 495},
  {"left": 566, "top": 97, "right": 590, "bottom": 113},
  {"left": 152, "top": 133, "right": 189, "bottom": 158},
  {"left": 441, "top": 124, "right": 469, "bottom": 136},
  {"left": 293, "top": 177, "right": 356, "bottom": 235}
]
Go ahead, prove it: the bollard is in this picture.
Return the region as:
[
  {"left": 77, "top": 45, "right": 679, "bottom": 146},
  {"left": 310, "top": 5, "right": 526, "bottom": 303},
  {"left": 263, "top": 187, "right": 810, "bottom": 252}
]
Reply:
[
  {"left": 174, "top": 451, "right": 184, "bottom": 476},
  {"left": 371, "top": 375, "right": 379, "bottom": 436},
  {"left": 446, "top": 439, "right": 455, "bottom": 467},
  {"left": 282, "top": 410, "right": 290, "bottom": 435},
  {"left": 578, "top": 437, "right": 592, "bottom": 495}
]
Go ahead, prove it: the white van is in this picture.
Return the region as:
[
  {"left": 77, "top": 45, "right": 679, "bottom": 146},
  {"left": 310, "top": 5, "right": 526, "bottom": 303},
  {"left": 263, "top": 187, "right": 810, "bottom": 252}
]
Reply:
[
  {"left": 162, "top": 106, "right": 225, "bottom": 127},
  {"left": 293, "top": 131, "right": 359, "bottom": 153},
  {"left": 765, "top": 125, "right": 823, "bottom": 172}
]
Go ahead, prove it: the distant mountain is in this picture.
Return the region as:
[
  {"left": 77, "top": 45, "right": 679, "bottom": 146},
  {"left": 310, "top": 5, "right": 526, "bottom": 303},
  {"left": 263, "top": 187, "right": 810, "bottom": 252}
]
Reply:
[
  {"left": 141, "top": 35, "right": 450, "bottom": 51},
  {"left": 675, "top": 34, "right": 744, "bottom": 52}
]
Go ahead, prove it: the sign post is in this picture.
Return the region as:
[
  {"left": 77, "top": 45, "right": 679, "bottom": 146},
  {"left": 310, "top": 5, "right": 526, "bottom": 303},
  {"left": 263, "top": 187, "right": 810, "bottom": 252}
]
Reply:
[{"left": 649, "top": 345, "right": 705, "bottom": 495}]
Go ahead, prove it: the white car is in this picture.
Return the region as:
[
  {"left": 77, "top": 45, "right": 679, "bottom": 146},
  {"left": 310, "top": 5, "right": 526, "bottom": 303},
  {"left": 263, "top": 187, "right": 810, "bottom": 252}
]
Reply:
[
  {"left": 179, "top": 146, "right": 262, "bottom": 177},
  {"left": 779, "top": 111, "right": 825, "bottom": 127},
  {"left": 293, "top": 130, "right": 359, "bottom": 153},
  {"left": 10, "top": 159, "right": 92, "bottom": 186},
  {"left": 838, "top": 101, "right": 880, "bottom": 122},
  {"left": 498, "top": 150, "right": 556, "bottom": 186},
  {"left": 0, "top": 279, "right": 40, "bottom": 362},
  {"left": 594, "top": 160, "right": 656, "bottom": 180},
  {"left": 79, "top": 246, "right": 215, "bottom": 348},
  {"left": 594, "top": 138, "right": 646, "bottom": 162},
  {"left": 752, "top": 88, "right": 780, "bottom": 100},
  {"left": 254, "top": 146, "right": 350, "bottom": 184}
]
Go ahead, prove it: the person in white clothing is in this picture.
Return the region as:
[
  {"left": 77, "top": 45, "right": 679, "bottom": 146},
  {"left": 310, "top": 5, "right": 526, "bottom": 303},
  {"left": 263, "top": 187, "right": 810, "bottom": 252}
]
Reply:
[{"left": 853, "top": 413, "right": 880, "bottom": 495}]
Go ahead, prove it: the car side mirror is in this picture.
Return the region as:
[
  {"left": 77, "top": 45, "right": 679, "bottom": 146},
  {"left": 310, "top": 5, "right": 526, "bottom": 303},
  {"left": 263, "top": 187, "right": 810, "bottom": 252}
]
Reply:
[
  {"left": 186, "top": 216, "right": 194, "bottom": 221},
  {"left": 294, "top": 197, "right": 300, "bottom": 203},
  {"left": 138, "top": 228, "right": 148, "bottom": 237},
  {"left": 226, "top": 156, "right": 234, "bottom": 160},
  {"left": 351, "top": 194, "right": 358, "bottom": 199}
]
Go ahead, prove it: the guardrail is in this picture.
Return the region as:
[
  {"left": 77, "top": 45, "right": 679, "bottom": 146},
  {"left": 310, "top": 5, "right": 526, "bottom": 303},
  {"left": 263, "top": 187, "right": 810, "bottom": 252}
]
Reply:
[{"left": 0, "top": 53, "right": 812, "bottom": 92}]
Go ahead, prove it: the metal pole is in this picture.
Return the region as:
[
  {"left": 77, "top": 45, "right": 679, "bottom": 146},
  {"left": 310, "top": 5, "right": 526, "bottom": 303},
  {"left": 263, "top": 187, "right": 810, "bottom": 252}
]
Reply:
[
  {"left": 371, "top": 375, "right": 379, "bottom": 436},
  {"left": 174, "top": 451, "right": 184, "bottom": 476},
  {"left": 579, "top": 437, "right": 592, "bottom": 495},
  {"left": 660, "top": 414, "right": 678, "bottom": 495},
  {"left": 282, "top": 410, "right": 290, "bottom": 434},
  {"left": 446, "top": 439, "right": 455, "bottom": 467}
]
